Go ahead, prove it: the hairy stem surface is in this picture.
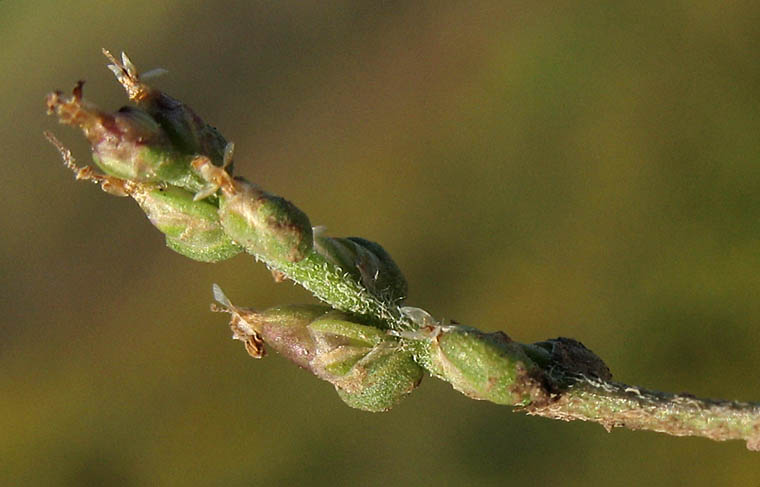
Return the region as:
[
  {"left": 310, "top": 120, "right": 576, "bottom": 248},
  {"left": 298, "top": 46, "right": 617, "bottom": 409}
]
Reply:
[{"left": 526, "top": 374, "right": 760, "bottom": 450}]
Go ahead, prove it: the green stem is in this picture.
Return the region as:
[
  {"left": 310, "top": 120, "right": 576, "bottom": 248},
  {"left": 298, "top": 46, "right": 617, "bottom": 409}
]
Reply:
[
  {"left": 525, "top": 374, "right": 760, "bottom": 450},
  {"left": 264, "top": 251, "right": 412, "bottom": 330}
]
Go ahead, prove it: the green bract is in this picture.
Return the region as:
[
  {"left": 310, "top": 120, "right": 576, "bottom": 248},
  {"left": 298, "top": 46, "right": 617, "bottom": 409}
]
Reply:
[
  {"left": 333, "top": 342, "right": 422, "bottom": 412},
  {"left": 131, "top": 184, "right": 242, "bottom": 263},
  {"left": 218, "top": 179, "right": 313, "bottom": 263},
  {"left": 314, "top": 234, "right": 408, "bottom": 304},
  {"left": 407, "top": 323, "right": 548, "bottom": 406}
]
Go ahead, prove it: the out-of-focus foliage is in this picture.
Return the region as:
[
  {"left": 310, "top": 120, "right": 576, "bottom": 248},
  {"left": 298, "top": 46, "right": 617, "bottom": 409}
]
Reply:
[{"left": 2, "top": 1, "right": 759, "bottom": 485}]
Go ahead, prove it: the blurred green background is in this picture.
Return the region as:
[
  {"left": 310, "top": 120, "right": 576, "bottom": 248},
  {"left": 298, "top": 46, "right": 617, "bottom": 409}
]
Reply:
[{"left": 2, "top": 1, "right": 759, "bottom": 485}]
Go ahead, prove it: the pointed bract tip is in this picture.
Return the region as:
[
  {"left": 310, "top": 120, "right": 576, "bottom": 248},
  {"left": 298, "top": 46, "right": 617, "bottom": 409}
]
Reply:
[
  {"left": 212, "top": 283, "right": 231, "bottom": 307},
  {"left": 222, "top": 142, "right": 235, "bottom": 168},
  {"left": 121, "top": 52, "right": 136, "bottom": 72}
]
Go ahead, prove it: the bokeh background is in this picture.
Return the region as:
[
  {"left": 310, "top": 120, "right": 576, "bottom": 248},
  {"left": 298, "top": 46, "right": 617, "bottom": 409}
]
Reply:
[{"left": 2, "top": 1, "right": 759, "bottom": 485}]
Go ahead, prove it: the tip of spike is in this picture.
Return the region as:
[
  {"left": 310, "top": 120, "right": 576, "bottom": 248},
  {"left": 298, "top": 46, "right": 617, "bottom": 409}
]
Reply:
[{"left": 102, "top": 48, "right": 152, "bottom": 101}]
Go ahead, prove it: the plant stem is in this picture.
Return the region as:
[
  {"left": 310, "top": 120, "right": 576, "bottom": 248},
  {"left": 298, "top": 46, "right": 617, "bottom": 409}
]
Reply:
[
  {"left": 264, "top": 251, "right": 412, "bottom": 330},
  {"left": 524, "top": 373, "right": 760, "bottom": 450},
  {"left": 45, "top": 49, "right": 760, "bottom": 451}
]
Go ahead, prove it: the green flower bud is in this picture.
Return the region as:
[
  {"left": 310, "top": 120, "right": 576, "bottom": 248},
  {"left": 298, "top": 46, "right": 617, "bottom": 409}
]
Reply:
[
  {"left": 213, "top": 286, "right": 422, "bottom": 411},
  {"left": 401, "top": 308, "right": 549, "bottom": 406},
  {"left": 130, "top": 184, "right": 242, "bottom": 263},
  {"left": 314, "top": 232, "right": 407, "bottom": 304},
  {"left": 192, "top": 157, "right": 313, "bottom": 263}
]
